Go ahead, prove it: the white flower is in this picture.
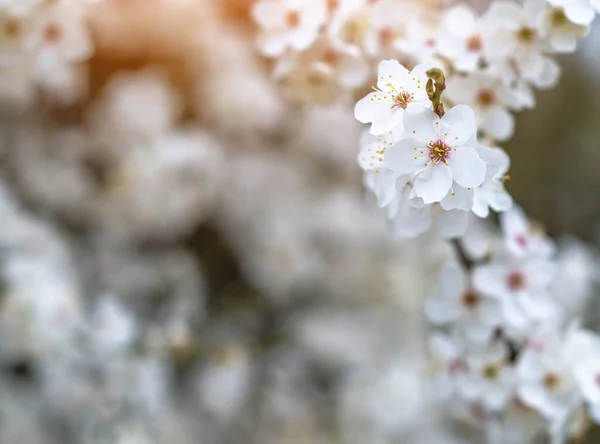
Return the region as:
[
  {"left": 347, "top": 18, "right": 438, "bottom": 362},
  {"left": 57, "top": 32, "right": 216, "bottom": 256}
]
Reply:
[
  {"left": 541, "top": 6, "right": 589, "bottom": 53},
  {"left": 457, "top": 341, "right": 516, "bottom": 411},
  {"left": 473, "top": 249, "right": 557, "bottom": 332},
  {"left": 385, "top": 104, "right": 485, "bottom": 203},
  {"left": 500, "top": 205, "right": 554, "bottom": 258},
  {"left": 484, "top": 0, "right": 561, "bottom": 89},
  {"left": 354, "top": 60, "right": 431, "bottom": 135},
  {"left": 0, "top": 4, "right": 35, "bottom": 56},
  {"left": 574, "top": 351, "right": 600, "bottom": 423},
  {"left": 426, "top": 263, "right": 503, "bottom": 342},
  {"left": 361, "top": 0, "right": 417, "bottom": 57},
  {"left": 517, "top": 327, "right": 596, "bottom": 421},
  {"left": 394, "top": 16, "right": 439, "bottom": 62},
  {"left": 252, "top": 0, "right": 326, "bottom": 57},
  {"left": 445, "top": 73, "right": 520, "bottom": 142},
  {"left": 274, "top": 37, "right": 369, "bottom": 105},
  {"left": 472, "top": 145, "right": 513, "bottom": 218},
  {"left": 429, "top": 333, "right": 465, "bottom": 399},
  {"left": 546, "top": 0, "right": 600, "bottom": 26},
  {"left": 436, "top": 4, "right": 488, "bottom": 72}
]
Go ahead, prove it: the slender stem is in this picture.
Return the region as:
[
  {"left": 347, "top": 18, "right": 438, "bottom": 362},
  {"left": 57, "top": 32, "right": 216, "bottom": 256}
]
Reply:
[{"left": 451, "top": 238, "right": 474, "bottom": 270}]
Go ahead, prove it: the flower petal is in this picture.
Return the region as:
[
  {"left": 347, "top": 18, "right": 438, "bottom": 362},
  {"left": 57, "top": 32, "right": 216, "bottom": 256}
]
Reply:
[
  {"left": 414, "top": 164, "right": 452, "bottom": 203},
  {"left": 441, "top": 104, "right": 477, "bottom": 145},
  {"left": 434, "top": 208, "right": 469, "bottom": 239},
  {"left": 384, "top": 138, "right": 423, "bottom": 174},
  {"left": 376, "top": 59, "right": 410, "bottom": 91},
  {"left": 449, "top": 146, "right": 486, "bottom": 188},
  {"left": 403, "top": 104, "right": 439, "bottom": 143}
]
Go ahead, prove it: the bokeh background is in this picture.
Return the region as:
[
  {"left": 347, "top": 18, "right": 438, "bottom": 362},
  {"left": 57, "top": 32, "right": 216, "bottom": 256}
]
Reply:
[{"left": 0, "top": 0, "right": 599, "bottom": 443}]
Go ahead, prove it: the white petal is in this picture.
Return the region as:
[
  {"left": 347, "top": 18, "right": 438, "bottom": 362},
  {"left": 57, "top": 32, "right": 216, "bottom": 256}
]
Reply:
[
  {"left": 434, "top": 209, "right": 469, "bottom": 239},
  {"left": 480, "top": 107, "right": 514, "bottom": 142},
  {"left": 384, "top": 138, "right": 423, "bottom": 175},
  {"left": 564, "top": 1, "right": 596, "bottom": 25},
  {"left": 257, "top": 32, "right": 289, "bottom": 56},
  {"left": 289, "top": 26, "right": 319, "bottom": 51},
  {"left": 450, "top": 147, "right": 486, "bottom": 188},
  {"left": 372, "top": 170, "right": 399, "bottom": 207},
  {"left": 354, "top": 93, "right": 400, "bottom": 135},
  {"left": 252, "top": 2, "right": 286, "bottom": 27},
  {"left": 425, "top": 297, "right": 463, "bottom": 324},
  {"left": 376, "top": 59, "right": 410, "bottom": 91},
  {"left": 389, "top": 202, "right": 431, "bottom": 238},
  {"left": 414, "top": 164, "right": 452, "bottom": 203},
  {"left": 403, "top": 105, "right": 439, "bottom": 143},
  {"left": 473, "top": 264, "right": 507, "bottom": 297},
  {"left": 442, "top": 5, "right": 478, "bottom": 37},
  {"left": 441, "top": 105, "right": 477, "bottom": 146},
  {"left": 441, "top": 185, "right": 474, "bottom": 211}
]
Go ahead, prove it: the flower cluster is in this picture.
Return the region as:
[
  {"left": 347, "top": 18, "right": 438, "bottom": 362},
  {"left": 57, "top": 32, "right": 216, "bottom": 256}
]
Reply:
[
  {"left": 356, "top": 60, "right": 512, "bottom": 238},
  {"left": 0, "top": 0, "right": 93, "bottom": 105},
  {"left": 252, "top": 0, "right": 596, "bottom": 141},
  {"left": 427, "top": 206, "right": 600, "bottom": 443}
]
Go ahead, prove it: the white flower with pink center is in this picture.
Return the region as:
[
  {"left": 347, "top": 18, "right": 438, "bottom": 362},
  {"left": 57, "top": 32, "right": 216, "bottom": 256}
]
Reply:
[
  {"left": 473, "top": 250, "right": 557, "bottom": 331},
  {"left": 426, "top": 263, "right": 503, "bottom": 343},
  {"left": 354, "top": 60, "right": 432, "bottom": 135},
  {"left": 446, "top": 73, "right": 522, "bottom": 142},
  {"left": 429, "top": 333, "right": 465, "bottom": 399},
  {"left": 436, "top": 4, "right": 488, "bottom": 72},
  {"left": 252, "top": 0, "right": 326, "bottom": 57},
  {"left": 457, "top": 341, "right": 516, "bottom": 411},
  {"left": 385, "top": 104, "right": 486, "bottom": 204},
  {"left": 517, "top": 327, "right": 597, "bottom": 422},
  {"left": 574, "top": 351, "right": 600, "bottom": 423},
  {"left": 500, "top": 205, "right": 555, "bottom": 258}
]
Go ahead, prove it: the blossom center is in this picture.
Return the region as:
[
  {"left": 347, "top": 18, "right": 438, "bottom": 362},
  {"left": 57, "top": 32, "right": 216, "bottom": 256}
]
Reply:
[
  {"left": 550, "top": 8, "right": 568, "bottom": 26},
  {"left": 286, "top": 11, "right": 301, "bottom": 28},
  {"left": 378, "top": 27, "right": 396, "bottom": 48},
  {"left": 476, "top": 89, "right": 496, "bottom": 107},
  {"left": 516, "top": 27, "right": 535, "bottom": 43},
  {"left": 427, "top": 140, "right": 451, "bottom": 165},
  {"left": 391, "top": 91, "right": 413, "bottom": 109},
  {"left": 507, "top": 270, "right": 526, "bottom": 291},
  {"left": 543, "top": 372, "right": 562, "bottom": 391},
  {"left": 327, "top": 0, "right": 340, "bottom": 12},
  {"left": 2, "top": 18, "right": 22, "bottom": 40},
  {"left": 482, "top": 364, "right": 500, "bottom": 380},
  {"left": 461, "top": 290, "right": 481, "bottom": 309},
  {"left": 44, "top": 22, "right": 63, "bottom": 43},
  {"left": 515, "top": 234, "right": 528, "bottom": 248},
  {"left": 466, "top": 35, "right": 482, "bottom": 52}
]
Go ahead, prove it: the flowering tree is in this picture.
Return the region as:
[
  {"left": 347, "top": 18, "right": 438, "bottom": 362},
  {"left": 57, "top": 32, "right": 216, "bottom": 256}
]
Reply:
[{"left": 253, "top": 0, "right": 600, "bottom": 442}]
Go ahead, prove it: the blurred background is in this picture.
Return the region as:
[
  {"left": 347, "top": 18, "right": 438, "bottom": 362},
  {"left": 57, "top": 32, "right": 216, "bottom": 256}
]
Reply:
[{"left": 0, "top": 0, "right": 599, "bottom": 443}]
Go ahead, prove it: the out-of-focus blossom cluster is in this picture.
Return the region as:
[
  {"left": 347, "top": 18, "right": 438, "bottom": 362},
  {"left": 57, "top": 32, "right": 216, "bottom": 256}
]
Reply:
[
  {"left": 0, "top": 0, "right": 94, "bottom": 105},
  {"left": 426, "top": 206, "right": 600, "bottom": 443},
  {"left": 252, "top": 0, "right": 596, "bottom": 132}
]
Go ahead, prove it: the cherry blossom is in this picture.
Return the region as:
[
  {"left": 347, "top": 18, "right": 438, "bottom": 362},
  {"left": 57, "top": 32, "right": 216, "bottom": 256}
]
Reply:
[
  {"left": 458, "top": 341, "right": 516, "bottom": 411},
  {"left": 445, "top": 73, "right": 521, "bottom": 141},
  {"left": 426, "top": 263, "right": 503, "bottom": 342},
  {"left": 253, "top": 0, "right": 327, "bottom": 57},
  {"left": 385, "top": 104, "right": 485, "bottom": 203},
  {"left": 354, "top": 60, "right": 432, "bottom": 135}
]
